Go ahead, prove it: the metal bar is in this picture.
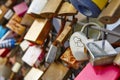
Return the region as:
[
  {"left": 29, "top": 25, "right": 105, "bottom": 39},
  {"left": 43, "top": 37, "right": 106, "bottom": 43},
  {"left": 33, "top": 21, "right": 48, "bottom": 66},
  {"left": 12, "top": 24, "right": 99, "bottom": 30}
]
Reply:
[{"left": 90, "top": 26, "right": 120, "bottom": 37}]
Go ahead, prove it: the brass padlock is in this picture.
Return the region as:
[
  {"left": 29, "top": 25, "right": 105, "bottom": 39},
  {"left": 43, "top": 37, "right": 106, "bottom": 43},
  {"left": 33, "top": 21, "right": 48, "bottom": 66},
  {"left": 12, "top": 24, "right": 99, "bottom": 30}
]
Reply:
[
  {"left": 27, "top": 0, "right": 63, "bottom": 18},
  {"left": 21, "top": 13, "right": 35, "bottom": 27},
  {"left": 41, "top": 62, "right": 70, "bottom": 80},
  {"left": 6, "top": 14, "right": 26, "bottom": 35},
  {"left": 60, "top": 47, "right": 82, "bottom": 69},
  {"left": 98, "top": 0, "right": 120, "bottom": 24},
  {"left": 0, "top": 9, "right": 14, "bottom": 25},
  {"left": 0, "top": 5, "right": 8, "bottom": 21},
  {"left": 58, "top": 2, "right": 77, "bottom": 16},
  {"left": 24, "top": 19, "right": 51, "bottom": 45},
  {"left": 56, "top": 25, "right": 72, "bottom": 44}
]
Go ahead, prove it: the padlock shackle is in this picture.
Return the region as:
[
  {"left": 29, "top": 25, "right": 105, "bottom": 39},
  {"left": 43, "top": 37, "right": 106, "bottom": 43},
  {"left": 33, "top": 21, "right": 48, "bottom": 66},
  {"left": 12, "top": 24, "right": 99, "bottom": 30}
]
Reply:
[{"left": 80, "top": 22, "right": 101, "bottom": 40}]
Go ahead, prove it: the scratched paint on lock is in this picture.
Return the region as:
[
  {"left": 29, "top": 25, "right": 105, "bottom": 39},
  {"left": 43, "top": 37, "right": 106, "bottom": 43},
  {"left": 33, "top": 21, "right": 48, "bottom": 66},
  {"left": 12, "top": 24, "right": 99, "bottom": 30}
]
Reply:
[{"left": 92, "top": 0, "right": 108, "bottom": 10}]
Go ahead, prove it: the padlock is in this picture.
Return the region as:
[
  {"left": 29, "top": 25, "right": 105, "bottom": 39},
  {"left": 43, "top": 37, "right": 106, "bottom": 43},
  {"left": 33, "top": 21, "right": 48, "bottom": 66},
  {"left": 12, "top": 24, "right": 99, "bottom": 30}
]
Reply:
[
  {"left": 98, "top": 0, "right": 120, "bottom": 24},
  {"left": 12, "top": 62, "right": 21, "bottom": 73},
  {"left": 24, "top": 19, "right": 51, "bottom": 45},
  {"left": 58, "top": 2, "right": 77, "bottom": 16},
  {"left": 75, "top": 63, "right": 120, "bottom": 80},
  {"left": 24, "top": 67, "right": 43, "bottom": 80},
  {"left": 6, "top": 14, "right": 26, "bottom": 35},
  {"left": 21, "top": 13, "right": 35, "bottom": 27},
  {"left": 56, "top": 25, "right": 72, "bottom": 44},
  {"left": 0, "top": 5, "right": 8, "bottom": 21},
  {"left": 22, "top": 45, "right": 44, "bottom": 66},
  {"left": 0, "top": 9, "right": 14, "bottom": 25},
  {"left": 28, "top": 0, "right": 63, "bottom": 18},
  {"left": 45, "top": 42, "right": 58, "bottom": 63},
  {"left": 13, "top": 2, "right": 28, "bottom": 17},
  {"left": 5, "top": 0, "right": 16, "bottom": 8},
  {"left": 70, "top": 22, "right": 101, "bottom": 61},
  {"left": 20, "top": 40, "right": 31, "bottom": 52},
  {"left": 86, "top": 40, "right": 117, "bottom": 66},
  {"left": 27, "top": 0, "right": 48, "bottom": 14},
  {"left": 60, "top": 47, "right": 82, "bottom": 69},
  {"left": 0, "top": 57, "right": 12, "bottom": 79},
  {"left": 113, "top": 47, "right": 120, "bottom": 66},
  {"left": 0, "top": 25, "right": 9, "bottom": 39},
  {"left": 41, "top": 62, "right": 70, "bottom": 80},
  {"left": 9, "top": 62, "right": 22, "bottom": 80}
]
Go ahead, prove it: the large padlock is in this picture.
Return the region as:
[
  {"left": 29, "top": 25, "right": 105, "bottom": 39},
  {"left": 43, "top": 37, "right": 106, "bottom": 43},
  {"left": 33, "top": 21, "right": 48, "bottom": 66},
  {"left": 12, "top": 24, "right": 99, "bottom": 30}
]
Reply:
[
  {"left": 86, "top": 40, "right": 117, "bottom": 66},
  {"left": 24, "top": 19, "right": 51, "bottom": 45},
  {"left": 70, "top": 22, "right": 101, "bottom": 61}
]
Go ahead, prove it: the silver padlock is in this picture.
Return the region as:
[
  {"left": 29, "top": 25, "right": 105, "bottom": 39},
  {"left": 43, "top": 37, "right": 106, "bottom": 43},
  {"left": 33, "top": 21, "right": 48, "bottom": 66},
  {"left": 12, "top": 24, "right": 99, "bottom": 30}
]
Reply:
[
  {"left": 70, "top": 22, "right": 101, "bottom": 61},
  {"left": 86, "top": 40, "right": 117, "bottom": 66},
  {"left": 45, "top": 44, "right": 57, "bottom": 63}
]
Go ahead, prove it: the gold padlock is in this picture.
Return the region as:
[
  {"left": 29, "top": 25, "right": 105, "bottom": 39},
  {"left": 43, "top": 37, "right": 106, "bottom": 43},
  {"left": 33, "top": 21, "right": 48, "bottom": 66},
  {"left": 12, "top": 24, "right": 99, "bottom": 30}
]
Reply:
[
  {"left": 28, "top": 0, "right": 63, "bottom": 18},
  {"left": 98, "top": 0, "right": 120, "bottom": 24},
  {"left": 58, "top": 2, "right": 77, "bottom": 16},
  {"left": 0, "top": 5, "right": 8, "bottom": 21},
  {"left": 21, "top": 13, "right": 35, "bottom": 27},
  {"left": 41, "top": 62, "right": 70, "bottom": 80},
  {"left": 24, "top": 19, "right": 51, "bottom": 45},
  {"left": 6, "top": 14, "right": 26, "bottom": 35},
  {"left": 60, "top": 47, "right": 82, "bottom": 69},
  {"left": 56, "top": 25, "right": 72, "bottom": 44}
]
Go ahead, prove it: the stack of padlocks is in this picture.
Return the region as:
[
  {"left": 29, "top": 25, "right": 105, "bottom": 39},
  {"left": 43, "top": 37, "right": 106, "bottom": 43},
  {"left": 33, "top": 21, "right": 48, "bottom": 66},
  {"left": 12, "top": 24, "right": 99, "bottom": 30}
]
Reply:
[{"left": 0, "top": 0, "right": 120, "bottom": 80}]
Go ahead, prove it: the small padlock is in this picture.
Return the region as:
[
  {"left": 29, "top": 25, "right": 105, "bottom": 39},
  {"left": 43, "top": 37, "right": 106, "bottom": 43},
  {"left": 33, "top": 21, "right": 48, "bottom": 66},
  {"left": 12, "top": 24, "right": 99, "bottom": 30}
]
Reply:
[
  {"left": 21, "top": 13, "right": 35, "bottom": 27},
  {"left": 56, "top": 25, "right": 72, "bottom": 44},
  {"left": 113, "top": 47, "right": 120, "bottom": 66},
  {"left": 24, "top": 67, "right": 43, "bottom": 80},
  {"left": 0, "top": 25, "right": 9, "bottom": 39},
  {"left": 58, "top": 2, "right": 77, "bottom": 16},
  {"left": 45, "top": 42, "right": 58, "bottom": 63},
  {"left": 0, "top": 5, "right": 8, "bottom": 21},
  {"left": 24, "top": 19, "right": 51, "bottom": 45},
  {"left": 60, "top": 47, "right": 82, "bottom": 69},
  {"left": 6, "top": 14, "right": 26, "bottom": 35},
  {"left": 13, "top": 2, "right": 28, "bottom": 17},
  {"left": 98, "top": 0, "right": 120, "bottom": 24},
  {"left": 12, "top": 62, "right": 21, "bottom": 73},
  {"left": 41, "top": 62, "right": 70, "bottom": 80},
  {"left": 22, "top": 45, "right": 43, "bottom": 66}
]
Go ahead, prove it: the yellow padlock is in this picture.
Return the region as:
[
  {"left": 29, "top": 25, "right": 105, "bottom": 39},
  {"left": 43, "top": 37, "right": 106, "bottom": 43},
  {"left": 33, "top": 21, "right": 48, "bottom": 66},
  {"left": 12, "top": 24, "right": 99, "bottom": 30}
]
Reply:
[{"left": 92, "top": 0, "right": 108, "bottom": 10}]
